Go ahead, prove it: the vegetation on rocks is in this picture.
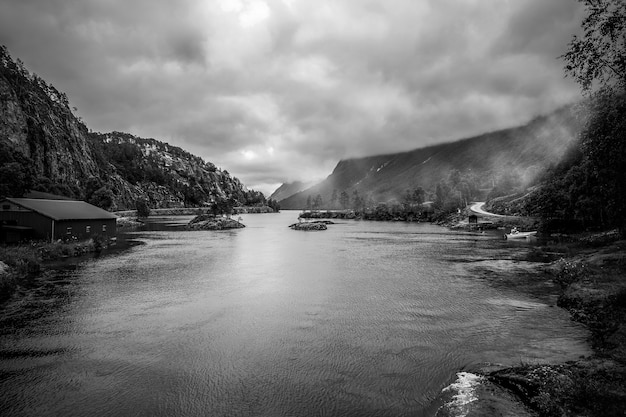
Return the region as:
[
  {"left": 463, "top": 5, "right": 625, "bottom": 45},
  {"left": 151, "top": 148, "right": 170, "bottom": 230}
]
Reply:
[
  {"left": 0, "top": 46, "right": 269, "bottom": 212},
  {"left": 0, "top": 236, "right": 111, "bottom": 302},
  {"left": 289, "top": 221, "right": 328, "bottom": 231},
  {"left": 187, "top": 214, "right": 245, "bottom": 230}
]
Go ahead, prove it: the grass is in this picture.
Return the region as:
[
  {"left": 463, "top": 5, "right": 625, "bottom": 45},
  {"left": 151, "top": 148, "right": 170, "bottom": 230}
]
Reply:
[{"left": 0, "top": 235, "right": 110, "bottom": 302}]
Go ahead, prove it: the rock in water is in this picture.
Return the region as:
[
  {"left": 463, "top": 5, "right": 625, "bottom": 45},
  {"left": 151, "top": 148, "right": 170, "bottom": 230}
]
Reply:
[
  {"left": 289, "top": 222, "right": 327, "bottom": 231},
  {"left": 187, "top": 215, "right": 245, "bottom": 230}
]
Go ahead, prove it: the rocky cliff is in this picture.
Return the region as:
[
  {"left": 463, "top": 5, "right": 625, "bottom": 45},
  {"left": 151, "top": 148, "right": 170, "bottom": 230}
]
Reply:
[{"left": 0, "top": 46, "right": 265, "bottom": 210}]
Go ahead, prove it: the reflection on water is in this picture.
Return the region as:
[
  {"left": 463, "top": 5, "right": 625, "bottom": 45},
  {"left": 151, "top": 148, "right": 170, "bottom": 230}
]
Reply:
[{"left": 0, "top": 211, "right": 589, "bottom": 416}]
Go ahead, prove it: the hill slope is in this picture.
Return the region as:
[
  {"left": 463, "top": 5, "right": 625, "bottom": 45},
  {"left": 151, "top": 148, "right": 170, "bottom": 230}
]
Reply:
[
  {"left": 269, "top": 180, "right": 316, "bottom": 202},
  {"left": 0, "top": 46, "right": 264, "bottom": 210},
  {"left": 279, "top": 106, "right": 582, "bottom": 209}
]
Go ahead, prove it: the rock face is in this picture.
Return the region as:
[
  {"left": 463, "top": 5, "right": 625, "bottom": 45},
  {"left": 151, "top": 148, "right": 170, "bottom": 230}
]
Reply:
[
  {"left": 0, "top": 46, "right": 267, "bottom": 211},
  {"left": 187, "top": 215, "right": 245, "bottom": 230},
  {"left": 289, "top": 221, "right": 328, "bottom": 231},
  {"left": 0, "top": 47, "right": 100, "bottom": 193}
]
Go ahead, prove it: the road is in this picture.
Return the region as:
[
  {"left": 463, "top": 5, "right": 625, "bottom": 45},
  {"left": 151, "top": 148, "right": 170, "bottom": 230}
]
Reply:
[{"left": 469, "top": 201, "right": 508, "bottom": 217}]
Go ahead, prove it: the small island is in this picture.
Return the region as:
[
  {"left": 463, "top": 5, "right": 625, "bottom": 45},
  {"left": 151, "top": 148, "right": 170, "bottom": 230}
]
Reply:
[
  {"left": 187, "top": 214, "right": 245, "bottom": 230},
  {"left": 289, "top": 221, "right": 331, "bottom": 231}
]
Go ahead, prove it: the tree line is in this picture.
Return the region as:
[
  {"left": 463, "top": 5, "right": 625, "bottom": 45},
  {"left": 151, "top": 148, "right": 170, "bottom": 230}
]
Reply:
[{"left": 526, "top": 0, "right": 626, "bottom": 235}]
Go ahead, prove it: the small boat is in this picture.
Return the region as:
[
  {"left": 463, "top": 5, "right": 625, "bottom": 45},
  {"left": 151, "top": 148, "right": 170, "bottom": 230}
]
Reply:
[{"left": 505, "top": 228, "right": 537, "bottom": 239}]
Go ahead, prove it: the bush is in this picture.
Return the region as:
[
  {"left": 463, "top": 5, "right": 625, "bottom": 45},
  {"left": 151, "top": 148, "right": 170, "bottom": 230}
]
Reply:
[
  {"left": 554, "top": 258, "right": 587, "bottom": 288},
  {"left": 135, "top": 198, "right": 151, "bottom": 218}
]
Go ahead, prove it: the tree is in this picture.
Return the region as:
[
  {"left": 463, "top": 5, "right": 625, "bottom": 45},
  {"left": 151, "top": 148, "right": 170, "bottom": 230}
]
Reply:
[
  {"left": 267, "top": 198, "right": 280, "bottom": 212},
  {"left": 0, "top": 162, "right": 29, "bottom": 198},
  {"left": 339, "top": 191, "right": 350, "bottom": 209},
  {"left": 306, "top": 195, "right": 312, "bottom": 210},
  {"left": 330, "top": 189, "right": 338, "bottom": 208},
  {"left": 136, "top": 198, "right": 151, "bottom": 218},
  {"left": 0, "top": 142, "right": 35, "bottom": 198},
  {"left": 89, "top": 186, "right": 116, "bottom": 211},
  {"left": 353, "top": 194, "right": 364, "bottom": 211},
  {"left": 557, "top": 0, "right": 626, "bottom": 235},
  {"left": 313, "top": 194, "right": 323, "bottom": 210},
  {"left": 434, "top": 182, "right": 451, "bottom": 210},
  {"left": 580, "top": 91, "right": 626, "bottom": 232},
  {"left": 561, "top": 0, "right": 626, "bottom": 92}
]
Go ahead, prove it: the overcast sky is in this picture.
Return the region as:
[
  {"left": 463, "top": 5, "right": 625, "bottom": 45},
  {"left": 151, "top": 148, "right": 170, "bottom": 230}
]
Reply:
[{"left": 0, "top": 0, "right": 584, "bottom": 195}]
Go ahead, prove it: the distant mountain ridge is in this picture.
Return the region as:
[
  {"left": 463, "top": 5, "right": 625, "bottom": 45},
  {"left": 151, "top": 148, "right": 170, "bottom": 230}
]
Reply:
[
  {"left": 0, "top": 46, "right": 267, "bottom": 210},
  {"left": 269, "top": 180, "right": 316, "bottom": 202},
  {"left": 279, "top": 105, "right": 583, "bottom": 209}
]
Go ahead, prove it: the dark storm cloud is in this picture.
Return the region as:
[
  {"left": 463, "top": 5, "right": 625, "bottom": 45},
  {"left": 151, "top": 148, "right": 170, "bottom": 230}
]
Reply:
[{"left": 0, "top": 0, "right": 584, "bottom": 194}]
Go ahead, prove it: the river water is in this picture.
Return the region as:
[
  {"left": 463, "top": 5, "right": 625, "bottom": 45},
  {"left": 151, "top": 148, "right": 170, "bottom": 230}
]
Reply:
[{"left": 0, "top": 211, "right": 590, "bottom": 416}]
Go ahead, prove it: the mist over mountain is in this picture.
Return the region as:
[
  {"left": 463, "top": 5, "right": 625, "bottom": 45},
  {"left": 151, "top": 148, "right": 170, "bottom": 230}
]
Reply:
[
  {"left": 0, "top": 46, "right": 267, "bottom": 211},
  {"left": 278, "top": 105, "right": 583, "bottom": 210},
  {"left": 269, "top": 181, "right": 316, "bottom": 202}
]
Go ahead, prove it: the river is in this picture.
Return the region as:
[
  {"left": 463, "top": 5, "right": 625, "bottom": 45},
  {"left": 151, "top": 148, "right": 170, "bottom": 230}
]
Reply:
[{"left": 0, "top": 211, "right": 590, "bottom": 416}]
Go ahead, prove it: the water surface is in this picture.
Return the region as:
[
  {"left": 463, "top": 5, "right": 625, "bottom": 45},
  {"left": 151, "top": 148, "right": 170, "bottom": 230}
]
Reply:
[{"left": 0, "top": 211, "right": 589, "bottom": 416}]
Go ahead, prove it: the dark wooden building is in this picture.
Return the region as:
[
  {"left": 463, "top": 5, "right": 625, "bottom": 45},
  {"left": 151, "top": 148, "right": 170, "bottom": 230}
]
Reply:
[{"left": 0, "top": 198, "right": 117, "bottom": 243}]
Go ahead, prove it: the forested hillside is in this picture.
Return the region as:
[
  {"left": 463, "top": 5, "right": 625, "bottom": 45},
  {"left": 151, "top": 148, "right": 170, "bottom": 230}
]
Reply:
[
  {"left": 490, "top": 0, "right": 626, "bottom": 235},
  {"left": 279, "top": 105, "right": 582, "bottom": 212},
  {"left": 0, "top": 46, "right": 273, "bottom": 211}
]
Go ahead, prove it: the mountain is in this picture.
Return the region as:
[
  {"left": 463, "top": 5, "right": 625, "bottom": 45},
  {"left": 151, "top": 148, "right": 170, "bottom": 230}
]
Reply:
[
  {"left": 269, "top": 180, "right": 316, "bottom": 202},
  {"left": 279, "top": 105, "right": 583, "bottom": 210},
  {"left": 0, "top": 46, "right": 266, "bottom": 210}
]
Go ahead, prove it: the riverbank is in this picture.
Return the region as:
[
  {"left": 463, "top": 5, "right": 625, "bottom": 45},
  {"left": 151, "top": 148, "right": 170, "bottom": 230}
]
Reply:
[
  {"left": 0, "top": 236, "right": 113, "bottom": 303},
  {"left": 485, "top": 233, "right": 626, "bottom": 416}
]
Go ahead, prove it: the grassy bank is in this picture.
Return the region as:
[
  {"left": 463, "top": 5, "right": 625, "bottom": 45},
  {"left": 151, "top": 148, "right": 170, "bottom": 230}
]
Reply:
[
  {"left": 0, "top": 236, "right": 110, "bottom": 302},
  {"left": 486, "top": 233, "right": 626, "bottom": 416}
]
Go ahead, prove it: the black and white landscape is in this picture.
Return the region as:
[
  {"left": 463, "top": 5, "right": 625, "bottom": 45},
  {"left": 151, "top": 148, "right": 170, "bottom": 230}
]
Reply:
[{"left": 1, "top": 1, "right": 625, "bottom": 416}]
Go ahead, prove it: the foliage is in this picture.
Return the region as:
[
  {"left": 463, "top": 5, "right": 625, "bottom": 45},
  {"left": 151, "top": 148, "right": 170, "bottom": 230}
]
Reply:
[
  {"left": 522, "top": 2, "right": 626, "bottom": 235},
  {"left": 0, "top": 245, "right": 41, "bottom": 276},
  {"left": 580, "top": 90, "right": 626, "bottom": 231},
  {"left": 554, "top": 258, "right": 588, "bottom": 288},
  {"left": 339, "top": 191, "right": 350, "bottom": 209},
  {"left": 1, "top": 44, "right": 266, "bottom": 210},
  {"left": 525, "top": 92, "right": 626, "bottom": 234},
  {"left": 0, "top": 142, "right": 35, "bottom": 198},
  {"left": 135, "top": 198, "right": 151, "bottom": 218},
  {"left": 561, "top": 0, "right": 626, "bottom": 92},
  {"left": 88, "top": 186, "right": 116, "bottom": 210},
  {"left": 211, "top": 196, "right": 236, "bottom": 216},
  {"left": 330, "top": 189, "right": 338, "bottom": 207},
  {"left": 266, "top": 198, "right": 280, "bottom": 212},
  {"left": 313, "top": 194, "right": 323, "bottom": 210}
]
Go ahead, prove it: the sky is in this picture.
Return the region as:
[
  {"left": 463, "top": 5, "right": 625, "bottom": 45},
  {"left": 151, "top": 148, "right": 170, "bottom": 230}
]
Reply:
[{"left": 0, "top": 0, "right": 585, "bottom": 195}]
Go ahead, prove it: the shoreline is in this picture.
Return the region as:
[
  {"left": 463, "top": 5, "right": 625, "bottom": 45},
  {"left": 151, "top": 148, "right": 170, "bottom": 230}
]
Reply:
[
  {"left": 2, "top": 214, "right": 624, "bottom": 415},
  {"left": 480, "top": 236, "right": 626, "bottom": 416},
  {"left": 0, "top": 236, "right": 114, "bottom": 303}
]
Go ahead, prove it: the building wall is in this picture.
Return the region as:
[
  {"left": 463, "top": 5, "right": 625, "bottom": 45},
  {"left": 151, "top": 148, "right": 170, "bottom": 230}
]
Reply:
[
  {"left": 0, "top": 210, "right": 54, "bottom": 240},
  {"left": 1, "top": 199, "right": 118, "bottom": 242},
  {"left": 54, "top": 219, "right": 117, "bottom": 241}
]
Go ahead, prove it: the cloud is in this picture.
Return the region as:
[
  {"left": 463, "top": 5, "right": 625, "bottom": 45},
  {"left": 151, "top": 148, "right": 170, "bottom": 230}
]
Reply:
[{"left": 0, "top": 0, "right": 584, "bottom": 195}]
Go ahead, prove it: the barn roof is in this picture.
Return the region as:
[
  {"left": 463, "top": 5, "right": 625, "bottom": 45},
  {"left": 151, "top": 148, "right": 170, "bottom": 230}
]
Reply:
[{"left": 5, "top": 198, "right": 118, "bottom": 221}]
